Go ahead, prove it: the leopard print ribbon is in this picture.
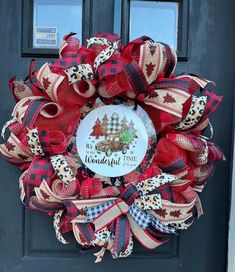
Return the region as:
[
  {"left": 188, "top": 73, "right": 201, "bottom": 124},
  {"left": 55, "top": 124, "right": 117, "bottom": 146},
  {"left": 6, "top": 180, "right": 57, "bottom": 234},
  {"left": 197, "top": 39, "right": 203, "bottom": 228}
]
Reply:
[
  {"left": 136, "top": 173, "right": 177, "bottom": 194},
  {"left": 94, "top": 41, "right": 119, "bottom": 71},
  {"left": 87, "top": 37, "right": 112, "bottom": 48},
  {"left": 53, "top": 210, "right": 69, "bottom": 244},
  {"left": 26, "top": 128, "right": 45, "bottom": 155},
  {"left": 50, "top": 155, "right": 76, "bottom": 185},
  {"left": 64, "top": 64, "right": 94, "bottom": 84},
  {"left": 174, "top": 96, "right": 207, "bottom": 130}
]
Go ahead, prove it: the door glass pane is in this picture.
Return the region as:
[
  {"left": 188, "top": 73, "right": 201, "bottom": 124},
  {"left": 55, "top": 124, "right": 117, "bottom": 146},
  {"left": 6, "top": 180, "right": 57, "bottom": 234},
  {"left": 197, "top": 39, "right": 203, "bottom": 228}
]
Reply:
[
  {"left": 33, "top": 0, "right": 83, "bottom": 49},
  {"left": 130, "top": 1, "right": 179, "bottom": 49}
]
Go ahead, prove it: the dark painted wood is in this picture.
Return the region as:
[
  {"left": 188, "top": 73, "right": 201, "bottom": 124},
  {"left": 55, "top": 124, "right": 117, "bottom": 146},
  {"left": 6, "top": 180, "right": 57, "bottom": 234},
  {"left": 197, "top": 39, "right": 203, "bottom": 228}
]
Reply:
[
  {"left": 0, "top": 0, "right": 235, "bottom": 271},
  {"left": 90, "top": 0, "right": 115, "bottom": 36}
]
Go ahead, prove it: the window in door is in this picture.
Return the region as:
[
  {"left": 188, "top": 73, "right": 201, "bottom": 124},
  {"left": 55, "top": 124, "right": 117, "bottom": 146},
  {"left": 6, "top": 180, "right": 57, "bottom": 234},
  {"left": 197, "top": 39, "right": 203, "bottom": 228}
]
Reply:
[
  {"left": 114, "top": 0, "right": 189, "bottom": 60},
  {"left": 22, "top": 0, "right": 91, "bottom": 57}
]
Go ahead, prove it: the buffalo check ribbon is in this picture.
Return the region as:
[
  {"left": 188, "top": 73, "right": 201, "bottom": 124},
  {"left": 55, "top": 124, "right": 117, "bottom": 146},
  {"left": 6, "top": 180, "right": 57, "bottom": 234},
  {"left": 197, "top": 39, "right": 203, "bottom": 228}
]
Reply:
[
  {"left": 66, "top": 177, "right": 180, "bottom": 261},
  {"left": 26, "top": 127, "right": 67, "bottom": 156}
]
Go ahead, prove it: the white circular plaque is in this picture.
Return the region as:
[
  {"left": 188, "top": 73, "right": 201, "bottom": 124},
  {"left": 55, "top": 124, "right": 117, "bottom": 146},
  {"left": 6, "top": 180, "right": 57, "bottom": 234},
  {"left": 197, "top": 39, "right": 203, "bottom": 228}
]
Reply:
[{"left": 76, "top": 105, "right": 148, "bottom": 177}]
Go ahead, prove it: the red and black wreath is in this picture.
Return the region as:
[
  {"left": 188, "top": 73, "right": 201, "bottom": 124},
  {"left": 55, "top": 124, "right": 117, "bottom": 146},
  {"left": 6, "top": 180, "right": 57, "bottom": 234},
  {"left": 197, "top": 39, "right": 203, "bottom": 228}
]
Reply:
[{"left": 0, "top": 32, "right": 224, "bottom": 262}]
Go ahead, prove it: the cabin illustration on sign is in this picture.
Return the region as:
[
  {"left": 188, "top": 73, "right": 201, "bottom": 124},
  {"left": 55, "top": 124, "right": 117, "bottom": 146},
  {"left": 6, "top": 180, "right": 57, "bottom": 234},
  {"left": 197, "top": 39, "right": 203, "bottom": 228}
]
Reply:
[{"left": 89, "top": 112, "right": 137, "bottom": 157}]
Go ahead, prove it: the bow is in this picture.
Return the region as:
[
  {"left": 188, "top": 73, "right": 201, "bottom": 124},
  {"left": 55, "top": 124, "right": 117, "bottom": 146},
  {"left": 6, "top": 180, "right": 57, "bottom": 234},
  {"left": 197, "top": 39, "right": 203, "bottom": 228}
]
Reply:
[{"left": 61, "top": 173, "right": 197, "bottom": 262}]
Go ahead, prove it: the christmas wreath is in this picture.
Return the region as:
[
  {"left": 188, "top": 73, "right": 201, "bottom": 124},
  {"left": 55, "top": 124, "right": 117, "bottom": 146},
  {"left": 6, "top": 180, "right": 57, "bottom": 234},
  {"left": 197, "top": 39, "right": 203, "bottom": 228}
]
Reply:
[{"left": 0, "top": 32, "right": 224, "bottom": 262}]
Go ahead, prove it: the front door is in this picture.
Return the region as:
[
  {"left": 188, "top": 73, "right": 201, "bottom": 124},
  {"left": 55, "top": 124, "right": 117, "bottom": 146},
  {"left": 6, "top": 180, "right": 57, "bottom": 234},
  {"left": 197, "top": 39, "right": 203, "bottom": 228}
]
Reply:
[{"left": 0, "top": 0, "right": 234, "bottom": 271}]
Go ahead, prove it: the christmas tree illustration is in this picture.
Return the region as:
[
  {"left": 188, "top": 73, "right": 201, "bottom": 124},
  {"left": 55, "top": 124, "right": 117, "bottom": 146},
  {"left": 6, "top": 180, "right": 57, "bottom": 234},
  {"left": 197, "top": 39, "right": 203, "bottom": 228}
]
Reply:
[
  {"left": 119, "top": 130, "right": 135, "bottom": 144},
  {"left": 101, "top": 114, "right": 108, "bottom": 135},
  {"left": 90, "top": 118, "right": 103, "bottom": 139},
  {"left": 121, "top": 115, "right": 129, "bottom": 131},
  {"left": 128, "top": 120, "right": 137, "bottom": 138},
  {"left": 107, "top": 112, "right": 121, "bottom": 134}
]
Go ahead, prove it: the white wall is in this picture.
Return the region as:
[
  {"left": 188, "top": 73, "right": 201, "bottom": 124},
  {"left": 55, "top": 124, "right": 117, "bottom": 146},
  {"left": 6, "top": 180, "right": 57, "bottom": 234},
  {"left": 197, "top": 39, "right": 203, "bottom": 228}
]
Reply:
[{"left": 228, "top": 143, "right": 235, "bottom": 272}]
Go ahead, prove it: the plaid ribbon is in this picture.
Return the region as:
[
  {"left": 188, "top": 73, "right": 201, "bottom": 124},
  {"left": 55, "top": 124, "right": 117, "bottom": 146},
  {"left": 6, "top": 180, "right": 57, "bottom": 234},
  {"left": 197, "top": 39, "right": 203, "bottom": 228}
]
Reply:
[
  {"left": 51, "top": 45, "right": 95, "bottom": 69},
  {"left": 23, "top": 157, "right": 54, "bottom": 205},
  {"left": 150, "top": 213, "right": 176, "bottom": 233},
  {"left": 84, "top": 200, "right": 116, "bottom": 222},
  {"left": 71, "top": 198, "right": 165, "bottom": 256},
  {"left": 129, "top": 203, "right": 176, "bottom": 234},
  {"left": 97, "top": 55, "right": 124, "bottom": 80},
  {"left": 50, "top": 55, "right": 86, "bottom": 69},
  {"left": 128, "top": 203, "right": 150, "bottom": 229}
]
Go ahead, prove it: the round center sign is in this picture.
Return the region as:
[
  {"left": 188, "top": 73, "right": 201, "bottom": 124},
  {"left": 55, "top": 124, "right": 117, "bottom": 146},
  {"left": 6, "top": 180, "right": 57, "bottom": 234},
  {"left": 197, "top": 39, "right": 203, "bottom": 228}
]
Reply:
[{"left": 76, "top": 105, "right": 149, "bottom": 177}]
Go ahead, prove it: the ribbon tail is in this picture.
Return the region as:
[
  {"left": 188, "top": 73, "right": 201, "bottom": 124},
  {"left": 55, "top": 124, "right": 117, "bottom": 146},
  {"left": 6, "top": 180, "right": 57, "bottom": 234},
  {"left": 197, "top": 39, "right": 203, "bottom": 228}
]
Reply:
[
  {"left": 127, "top": 214, "right": 166, "bottom": 250},
  {"left": 112, "top": 215, "right": 132, "bottom": 258},
  {"left": 53, "top": 210, "right": 69, "bottom": 244},
  {"left": 92, "top": 200, "right": 129, "bottom": 231},
  {"left": 94, "top": 247, "right": 106, "bottom": 263},
  {"left": 72, "top": 222, "right": 96, "bottom": 246}
]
